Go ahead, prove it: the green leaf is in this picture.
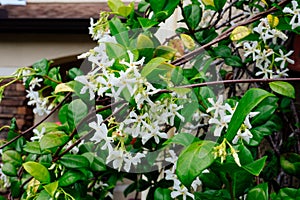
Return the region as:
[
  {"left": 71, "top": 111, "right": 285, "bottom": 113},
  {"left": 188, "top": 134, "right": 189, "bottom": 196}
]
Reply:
[
  {"left": 195, "top": 28, "right": 218, "bottom": 45},
  {"left": 23, "top": 161, "right": 51, "bottom": 184},
  {"left": 242, "top": 156, "right": 267, "bottom": 176},
  {"left": 269, "top": 81, "right": 295, "bottom": 99},
  {"left": 33, "top": 58, "right": 49, "bottom": 76},
  {"left": 224, "top": 55, "right": 243, "bottom": 67},
  {"left": 36, "top": 190, "right": 51, "bottom": 200},
  {"left": 58, "top": 170, "right": 85, "bottom": 187},
  {"left": 67, "top": 68, "right": 83, "bottom": 80},
  {"left": 105, "top": 42, "right": 128, "bottom": 60},
  {"left": 2, "top": 162, "right": 18, "bottom": 176},
  {"left": 109, "top": 17, "right": 129, "bottom": 47},
  {"left": 118, "top": 3, "right": 134, "bottom": 17},
  {"left": 183, "top": 4, "right": 202, "bottom": 30},
  {"left": 199, "top": 172, "right": 223, "bottom": 189},
  {"left": 273, "top": 188, "right": 300, "bottom": 199},
  {"left": 44, "top": 181, "right": 58, "bottom": 197},
  {"left": 149, "top": 0, "right": 166, "bottom": 13},
  {"left": 154, "top": 46, "right": 177, "bottom": 60},
  {"left": 251, "top": 96, "right": 278, "bottom": 126},
  {"left": 82, "top": 152, "right": 107, "bottom": 172},
  {"left": 40, "top": 131, "right": 69, "bottom": 150},
  {"left": 154, "top": 187, "right": 172, "bottom": 200},
  {"left": 2, "top": 150, "right": 22, "bottom": 167},
  {"left": 138, "top": 17, "right": 159, "bottom": 29},
  {"left": 141, "top": 57, "right": 168, "bottom": 77},
  {"left": 58, "top": 104, "right": 69, "bottom": 124},
  {"left": 23, "top": 141, "right": 42, "bottom": 154},
  {"left": 225, "top": 88, "right": 274, "bottom": 141},
  {"left": 60, "top": 154, "right": 90, "bottom": 169},
  {"left": 246, "top": 183, "right": 268, "bottom": 200},
  {"left": 44, "top": 67, "right": 61, "bottom": 89},
  {"left": 108, "top": 0, "right": 123, "bottom": 12},
  {"left": 163, "top": 132, "right": 200, "bottom": 147},
  {"left": 176, "top": 140, "right": 216, "bottom": 187},
  {"left": 67, "top": 99, "right": 88, "bottom": 131},
  {"left": 213, "top": 45, "right": 232, "bottom": 58},
  {"left": 214, "top": 0, "right": 226, "bottom": 11},
  {"left": 137, "top": 33, "right": 155, "bottom": 59}
]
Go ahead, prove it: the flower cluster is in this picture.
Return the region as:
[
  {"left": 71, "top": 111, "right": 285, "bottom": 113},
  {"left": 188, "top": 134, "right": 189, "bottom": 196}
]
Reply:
[
  {"left": 207, "top": 95, "right": 259, "bottom": 144},
  {"left": 242, "top": 16, "right": 294, "bottom": 79}
]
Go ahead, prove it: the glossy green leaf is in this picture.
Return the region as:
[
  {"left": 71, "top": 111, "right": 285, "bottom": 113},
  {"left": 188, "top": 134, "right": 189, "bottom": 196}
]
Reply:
[
  {"left": 23, "top": 141, "right": 42, "bottom": 154},
  {"left": 40, "top": 131, "right": 69, "bottom": 150},
  {"left": 58, "top": 104, "right": 69, "bottom": 124},
  {"left": 199, "top": 172, "right": 223, "bottom": 189},
  {"left": 2, "top": 150, "right": 22, "bottom": 167},
  {"left": 108, "top": 0, "right": 123, "bottom": 13},
  {"left": 60, "top": 154, "right": 90, "bottom": 169},
  {"left": 269, "top": 81, "right": 295, "bottom": 99},
  {"left": 154, "top": 187, "right": 172, "bottom": 200},
  {"left": 226, "top": 88, "right": 274, "bottom": 141},
  {"left": 224, "top": 55, "right": 243, "bottom": 67},
  {"left": 271, "top": 188, "right": 300, "bottom": 199},
  {"left": 109, "top": 17, "right": 129, "bottom": 47},
  {"left": 154, "top": 46, "right": 177, "bottom": 60},
  {"left": 242, "top": 156, "right": 267, "bottom": 176},
  {"left": 183, "top": 4, "right": 202, "bottom": 30},
  {"left": 58, "top": 170, "right": 85, "bottom": 187},
  {"left": 141, "top": 57, "right": 167, "bottom": 77},
  {"left": 33, "top": 58, "right": 49, "bottom": 76},
  {"left": 163, "top": 132, "right": 200, "bottom": 147},
  {"left": 2, "top": 162, "right": 18, "bottom": 176},
  {"left": 44, "top": 181, "right": 58, "bottom": 197},
  {"left": 118, "top": 3, "right": 134, "bottom": 17},
  {"left": 82, "top": 152, "right": 107, "bottom": 172},
  {"left": 214, "top": 0, "right": 226, "bottom": 11},
  {"left": 137, "top": 33, "right": 155, "bottom": 59},
  {"left": 67, "top": 99, "right": 88, "bottom": 130},
  {"left": 44, "top": 67, "right": 61, "bottom": 89},
  {"left": 251, "top": 96, "right": 278, "bottom": 126},
  {"left": 246, "top": 183, "right": 268, "bottom": 200},
  {"left": 138, "top": 17, "right": 159, "bottom": 29},
  {"left": 176, "top": 140, "right": 216, "bottom": 187},
  {"left": 36, "top": 190, "right": 51, "bottom": 200},
  {"left": 67, "top": 68, "right": 84, "bottom": 80},
  {"left": 23, "top": 161, "right": 51, "bottom": 184},
  {"left": 105, "top": 42, "right": 128, "bottom": 60},
  {"left": 213, "top": 45, "right": 232, "bottom": 58}
]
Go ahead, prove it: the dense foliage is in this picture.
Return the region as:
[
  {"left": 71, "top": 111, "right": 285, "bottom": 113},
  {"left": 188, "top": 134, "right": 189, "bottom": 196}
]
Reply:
[{"left": 0, "top": 0, "right": 300, "bottom": 199}]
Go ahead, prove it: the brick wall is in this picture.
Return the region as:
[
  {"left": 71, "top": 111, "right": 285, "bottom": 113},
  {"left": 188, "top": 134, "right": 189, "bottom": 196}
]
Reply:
[{"left": 0, "top": 79, "right": 34, "bottom": 139}]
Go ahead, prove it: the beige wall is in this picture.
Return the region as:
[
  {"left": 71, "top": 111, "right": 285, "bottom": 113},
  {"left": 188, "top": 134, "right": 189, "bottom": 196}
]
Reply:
[{"left": 0, "top": 33, "right": 96, "bottom": 76}]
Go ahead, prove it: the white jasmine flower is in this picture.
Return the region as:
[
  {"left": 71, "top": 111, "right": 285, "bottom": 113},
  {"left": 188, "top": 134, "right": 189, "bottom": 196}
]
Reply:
[
  {"left": 120, "top": 50, "right": 145, "bottom": 71},
  {"left": 106, "top": 148, "right": 125, "bottom": 171},
  {"left": 208, "top": 111, "right": 231, "bottom": 137},
  {"left": 31, "top": 127, "right": 46, "bottom": 142},
  {"left": 274, "top": 68, "right": 289, "bottom": 78},
  {"left": 269, "top": 29, "right": 288, "bottom": 44},
  {"left": 171, "top": 184, "right": 194, "bottom": 200},
  {"left": 283, "top": 0, "right": 300, "bottom": 29},
  {"left": 191, "top": 177, "right": 202, "bottom": 191},
  {"left": 232, "top": 125, "right": 253, "bottom": 144},
  {"left": 29, "top": 77, "right": 43, "bottom": 89},
  {"left": 89, "top": 114, "right": 112, "bottom": 149},
  {"left": 123, "top": 152, "right": 145, "bottom": 172},
  {"left": 142, "top": 122, "right": 168, "bottom": 144},
  {"left": 74, "top": 75, "right": 97, "bottom": 100},
  {"left": 255, "top": 64, "right": 273, "bottom": 79},
  {"left": 207, "top": 95, "right": 226, "bottom": 118},
  {"left": 243, "top": 41, "right": 260, "bottom": 60},
  {"left": 275, "top": 49, "right": 295, "bottom": 69}
]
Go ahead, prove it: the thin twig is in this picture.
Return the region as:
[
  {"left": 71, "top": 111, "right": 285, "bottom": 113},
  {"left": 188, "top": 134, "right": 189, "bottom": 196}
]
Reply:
[{"left": 159, "top": 77, "right": 300, "bottom": 93}]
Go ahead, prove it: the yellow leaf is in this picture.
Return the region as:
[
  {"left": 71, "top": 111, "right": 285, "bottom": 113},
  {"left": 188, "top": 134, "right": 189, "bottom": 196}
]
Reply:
[
  {"left": 54, "top": 83, "right": 74, "bottom": 94},
  {"left": 180, "top": 34, "right": 195, "bottom": 50},
  {"left": 201, "top": 0, "right": 215, "bottom": 7},
  {"left": 261, "top": 0, "right": 268, "bottom": 6},
  {"left": 230, "top": 26, "right": 251, "bottom": 41},
  {"left": 267, "top": 14, "right": 279, "bottom": 28}
]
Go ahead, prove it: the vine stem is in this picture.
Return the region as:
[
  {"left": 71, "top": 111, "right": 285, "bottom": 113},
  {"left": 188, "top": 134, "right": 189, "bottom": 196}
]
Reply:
[
  {"left": 159, "top": 77, "right": 300, "bottom": 92},
  {"left": 0, "top": 92, "right": 72, "bottom": 149},
  {"left": 171, "top": 0, "right": 291, "bottom": 66}
]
